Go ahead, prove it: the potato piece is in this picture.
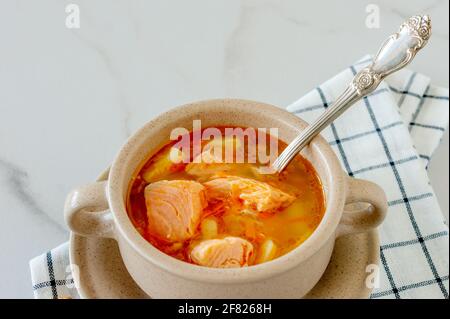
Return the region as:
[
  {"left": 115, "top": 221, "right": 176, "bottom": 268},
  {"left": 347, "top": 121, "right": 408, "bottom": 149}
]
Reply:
[
  {"left": 282, "top": 200, "right": 310, "bottom": 219},
  {"left": 203, "top": 136, "right": 242, "bottom": 154},
  {"left": 142, "top": 148, "right": 185, "bottom": 183},
  {"left": 201, "top": 218, "right": 218, "bottom": 239},
  {"left": 256, "top": 239, "right": 277, "bottom": 264},
  {"left": 206, "top": 135, "right": 241, "bottom": 149},
  {"left": 287, "top": 221, "right": 310, "bottom": 236}
]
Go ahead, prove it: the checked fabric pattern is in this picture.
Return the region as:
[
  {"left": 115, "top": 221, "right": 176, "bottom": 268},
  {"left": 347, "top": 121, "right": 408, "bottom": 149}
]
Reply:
[
  {"left": 287, "top": 56, "right": 449, "bottom": 299},
  {"left": 30, "top": 57, "right": 449, "bottom": 299},
  {"left": 29, "top": 242, "right": 76, "bottom": 299}
]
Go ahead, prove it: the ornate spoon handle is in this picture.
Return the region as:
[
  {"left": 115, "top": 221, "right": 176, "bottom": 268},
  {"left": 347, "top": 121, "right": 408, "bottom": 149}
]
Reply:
[{"left": 271, "top": 15, "right": 432, "bottom": 174}]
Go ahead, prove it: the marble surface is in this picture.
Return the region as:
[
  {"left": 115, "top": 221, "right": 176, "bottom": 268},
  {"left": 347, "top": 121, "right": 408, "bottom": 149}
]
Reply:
[{"left": 0, "top": 0, "right": 448, "bottom": 298}]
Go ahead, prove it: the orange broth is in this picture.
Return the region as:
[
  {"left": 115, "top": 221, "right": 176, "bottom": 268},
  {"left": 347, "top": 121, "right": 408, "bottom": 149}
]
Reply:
[{"left": 127, "top": 127, "right": 325, "bottom": 266}]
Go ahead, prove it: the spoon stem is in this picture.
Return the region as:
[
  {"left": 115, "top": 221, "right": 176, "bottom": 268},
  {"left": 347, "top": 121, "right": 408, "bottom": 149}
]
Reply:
[{"left": 271, "top": 15, "right": 432, "bottom": 174}]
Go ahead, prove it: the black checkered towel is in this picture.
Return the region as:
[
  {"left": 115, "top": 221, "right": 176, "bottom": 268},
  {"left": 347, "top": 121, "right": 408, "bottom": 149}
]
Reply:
[{"left": 30, "top": 57, "right": 449, "bottom": 299}]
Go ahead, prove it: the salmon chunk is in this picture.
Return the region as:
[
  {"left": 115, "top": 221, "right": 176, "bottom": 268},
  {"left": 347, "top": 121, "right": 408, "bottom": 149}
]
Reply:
[
  {"left": 190, "top": 236, "right": 254, "bottom": 268},
  {"left": 186, "top": 137, "right": 242, "bottom": 177},
  {"left": 204, "top": 176, "right": 295, "bottom": 213},
  {"left": 185, "top": 151, "right": 236, "bottom": 177},
  {"left": 144, "top": 180, "right": 207, "bottom": 242}
]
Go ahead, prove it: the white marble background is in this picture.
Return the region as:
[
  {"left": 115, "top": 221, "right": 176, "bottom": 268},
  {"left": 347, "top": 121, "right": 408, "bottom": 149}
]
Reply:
[{"left": 0, "top": 0, "right": 448, "bottom": 298}]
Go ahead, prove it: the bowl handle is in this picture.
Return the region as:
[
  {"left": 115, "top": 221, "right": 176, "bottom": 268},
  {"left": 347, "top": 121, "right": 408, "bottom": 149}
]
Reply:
[
  {"left": 336, "top": 176, "right": 388, "bottom": 238},
  {"left": 64, "top": 181, "right": 115, "bottom": 239}
]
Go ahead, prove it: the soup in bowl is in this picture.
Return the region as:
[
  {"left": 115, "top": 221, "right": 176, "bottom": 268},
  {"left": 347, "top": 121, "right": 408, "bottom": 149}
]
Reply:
[
  {"left": 127, "top": 126, "right": 325, "bottom": 268},
  {"left": 65, "top": 99, "right": 387, "bottom": 298}
]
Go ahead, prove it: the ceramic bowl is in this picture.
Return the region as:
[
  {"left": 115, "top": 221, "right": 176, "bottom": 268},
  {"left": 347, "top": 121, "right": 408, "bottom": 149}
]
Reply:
[{"left": 65, "top": 99, "right": 387, "bottom": 298}]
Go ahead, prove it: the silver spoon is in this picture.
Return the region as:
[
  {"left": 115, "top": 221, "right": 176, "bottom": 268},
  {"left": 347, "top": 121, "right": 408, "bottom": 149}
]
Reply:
[{"left": 270, "top": 15, "right": 432, "bottom": 174}]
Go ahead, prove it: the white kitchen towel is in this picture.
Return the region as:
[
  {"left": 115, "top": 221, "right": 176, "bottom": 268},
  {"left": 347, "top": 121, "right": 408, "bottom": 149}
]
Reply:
[
  {"left": 29, "top": 242, "right": 78, "bottom": 299},
  {"left": 288, "top": 56, "right": 449, "bottom": 299},
  {"left": 30, "top": 57, "right": 449, "bottom": 299}
]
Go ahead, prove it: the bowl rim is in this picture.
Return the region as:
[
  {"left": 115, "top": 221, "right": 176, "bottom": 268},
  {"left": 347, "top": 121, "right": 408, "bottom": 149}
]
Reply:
[{"left": 108, "top": 98, "right": 346, "bottom": 284}]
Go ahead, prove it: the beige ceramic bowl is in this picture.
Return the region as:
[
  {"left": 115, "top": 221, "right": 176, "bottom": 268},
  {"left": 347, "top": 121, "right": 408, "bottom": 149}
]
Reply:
[{"left": 65, "top": 99, "right": 387, "bottom": 298}]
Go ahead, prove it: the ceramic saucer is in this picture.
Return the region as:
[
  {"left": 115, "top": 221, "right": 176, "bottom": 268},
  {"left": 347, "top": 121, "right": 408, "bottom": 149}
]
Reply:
[{"left": 69, "top": 170, "right": 380, "bottom": 299}]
